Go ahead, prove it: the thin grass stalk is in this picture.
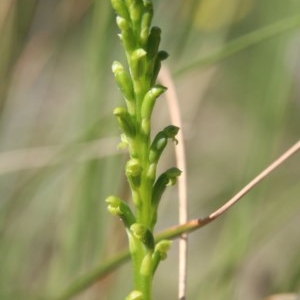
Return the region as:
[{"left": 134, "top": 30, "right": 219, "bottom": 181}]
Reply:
[{"left": 159, "top": 66, "right": 188, "bottom": 300}]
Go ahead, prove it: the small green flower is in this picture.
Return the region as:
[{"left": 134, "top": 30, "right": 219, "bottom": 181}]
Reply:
[
  {"left": 110, "top": 0, "right": 130, "bottom": 19},
  {"left": 105, "top": 196, "right": 136, "bottom": 228},
  {"left": 152, "top": 240, "right": 172, "bottom": 273},
  {"left": 113, "top": 107, "right": 136, "bottom": 137},
  {"left": 116, "top": 15, "right": 130, "bottom": 31},
  {"left": 140, "top": 3, "right": 153, "bottom": 44},
  {"left": 149, "top": 125, "right": 179, "bottom": 164},
  {"left": 130, "top": 223, "right": 155, "bottom": 250},
  {"left": 117, "top": 17, "right": 136, "bottom": 52},
  {"left": 151, "top": 167, "right": 181, "bottom": 226},
  {"left": 112, "top": 61, "right": 135, "bottom": 106},
  {"left": 126, "top": 158, "right": 143, "bottom": 177},
  {"left": 130, "top": 48, "right": 147, "bottom": 80},
  {"left": 141, "top": 85, "right": 167, "bottom": 119},
  {"left": 154, "top": 240, "right": 172, "bottom": 260},
  {"left": 129, "top": 0, "right": 143, "bottom": 27},
  {"left": 126, "top": 158, "right": 143, "bottom": 187}
]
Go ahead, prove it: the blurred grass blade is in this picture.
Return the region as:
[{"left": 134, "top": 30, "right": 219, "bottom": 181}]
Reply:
[
  {"left": 176, "top": 14, "right": 300, "bottom": 75},
  {"left": 0, "top": 137, "right": 121, "bottom": 174},
  {"left": 52, "top": 251, "right": 129, "bottom": 300},
  {"left": 263, "top": 294, "right": 299, "bottom": 300}
]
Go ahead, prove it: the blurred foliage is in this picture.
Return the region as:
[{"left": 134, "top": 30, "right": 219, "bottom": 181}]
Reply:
[{"left": 0, "top": 0, "right": 299, "bottom": 300}]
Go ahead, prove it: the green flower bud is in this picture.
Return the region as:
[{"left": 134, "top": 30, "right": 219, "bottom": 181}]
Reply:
[
  {"left": 126, "top": 158, "right": 142, "bottom": 187},
  {"left": 113, "top": 107, "right": 136, "bottom": 137},
  {"left": 155, "top": 240, "right": 172, "bottom": 260},
  {"left": 140, "top": 2, "right": 153, "bottom": 45},
  {"left": 147, "top": 27, "right": 161, "bottom": 60},
  {"left": 116, "top": 16, "right": 129, "bottom": 31},
  {"left": 132, "top": 48, "right": 147, "bottom": 60},
  {"left": 129, "top": 0, "right": 143, "bottom": 25},
  {"left": 140, "top": 252, "right": 153, "bottom": 277},
  {"left": 130, "top": 223, "right": 155, "bottom": 250},
  {"left": 106, "top": 196, "right": 136, "bottom": 228},
  {"left": 141, "top": 118, "right": 150, "bottom": 137},
  {"left": 125, "top": 290, "right": 143, "bottom": 300},
  {"left": 130, "top": 48, "right": 147, "bottom": 79},
  {"left": 117, "top": 133, "right": 129, "bottom": 149},
  {"left": 118, "top": 19, "right": 136, "bottom": 52},
  {"left": 152, "top": 240, "right": 172, "bottom": 274},
  {"left": 141, "top": 85, "right": 167, "bottom": 119},
  {"left": 111, "top": 0, "right": 130, "bottom": 19},
  {"left": 112, "top": 61, "right": 135, "bottom": 103},
  {"left": 126, "top": 158, "right": 143, "bottom": 177}
]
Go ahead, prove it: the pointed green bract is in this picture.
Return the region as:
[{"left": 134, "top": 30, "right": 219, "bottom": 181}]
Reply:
[{"left": 147, "top": 27, "right": 161, "bottom": 59}]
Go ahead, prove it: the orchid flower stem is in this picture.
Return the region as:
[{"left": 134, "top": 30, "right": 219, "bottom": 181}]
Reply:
[{"left": 107, "top": 1, "right": 179, "bottom": 298}]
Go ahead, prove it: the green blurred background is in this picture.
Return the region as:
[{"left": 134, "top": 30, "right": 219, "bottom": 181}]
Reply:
[{"left": 0, "top": 0, "right": 300, "bottom": 299}]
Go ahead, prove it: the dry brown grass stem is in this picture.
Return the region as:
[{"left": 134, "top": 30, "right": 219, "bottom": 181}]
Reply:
[
  {"left": 164, "top": 140, "right": 300, "bottom": 237},
  {"left": 208, "top": 139, "right": 300, "bottom": 221},
  {"left": 159, "top": 65, "right": 188, "bottom": 300}
]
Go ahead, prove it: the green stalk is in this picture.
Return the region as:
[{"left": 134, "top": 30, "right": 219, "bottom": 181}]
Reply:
[{"left": 108, "top": 0, "right": 179, "bottom": 298}]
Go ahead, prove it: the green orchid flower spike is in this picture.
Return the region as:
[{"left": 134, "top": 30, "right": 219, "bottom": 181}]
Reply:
[{"left": 108, "top": 0, "right": 181, "bottom": 298}]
